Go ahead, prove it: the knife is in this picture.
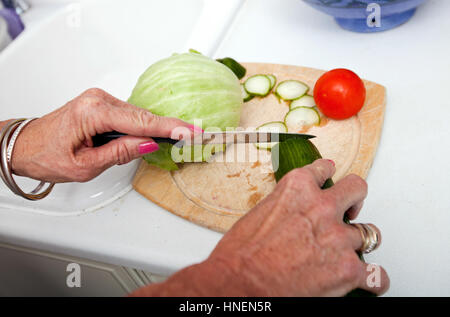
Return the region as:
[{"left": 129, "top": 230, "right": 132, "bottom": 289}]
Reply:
[{"left": 92, "top": 131, "right": 315, "bottom": 148}]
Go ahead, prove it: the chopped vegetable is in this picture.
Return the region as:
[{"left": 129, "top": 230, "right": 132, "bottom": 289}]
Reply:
[
  {"left": 244, "top": 75, "right": 271, "bottom": 97},
  {"left": 143, "top": 143, "right": 179, "bottom": 171},
  {"left": 285, "top": 106, "right": 320, "bottom": 132},
  {"left": 266, "top": 74, "right": 277, "bottom": 90},
  {"left": 313, "top": 106, "right": 323, "bottom": 117},
  {"left": 171, "top": 144, "right": 225, "bottom": 163},
  {"left": 271, "top": 138, "right": 331, "bottom": 186},
  {"left": 254, "top": 121, "right": 287, "bottom": 150},
  {"left": 314, "top": 68, "right": 366, "bottom": 120},
  {"left": 241, "top": 83, "right": 254, "bottom": 102},
  {"left": 290, "top": 95, "right": 315, "bottom": 109},
  {"left": 275, "top": 80, "right": 309, "bottom": 101},
  {"left": 128, "top": 51, "right": 243, "bottom": 170}
]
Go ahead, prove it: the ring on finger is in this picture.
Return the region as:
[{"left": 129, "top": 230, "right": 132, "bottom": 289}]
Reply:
[{"left": 351, "top": 223, "right": 380, "bottom": 254}]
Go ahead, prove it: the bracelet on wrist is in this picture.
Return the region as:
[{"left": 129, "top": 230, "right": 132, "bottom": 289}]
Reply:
[{"left": 0, "top": 118, "right": 55, "bottom": 201}]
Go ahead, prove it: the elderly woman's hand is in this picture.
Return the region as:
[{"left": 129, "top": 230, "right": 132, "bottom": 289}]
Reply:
[
  {"left": 7, "top": 88, "right": 197, "bottom": 183},
  {"left": 205, "top": 159, "right": 389, "bottom": 296},
  {"left": 132, "top": 159, "right": 389, "bottom": 297}
]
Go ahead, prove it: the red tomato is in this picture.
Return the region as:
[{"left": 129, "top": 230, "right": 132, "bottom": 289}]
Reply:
[{"left": 313, "top": 69, "right": 366, "bottom": 120}]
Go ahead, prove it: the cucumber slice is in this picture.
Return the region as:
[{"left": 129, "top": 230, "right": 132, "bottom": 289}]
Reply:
[
  {"left": 244, "top": 75, "right": 271, "bottom": 97},
  {"left": 275, "top": 80, "right": 309, "bottom": 101},
  {"left": 313, "top": 106, "right": 323, "bottom": 117},
  {"left": 266, "top": 74, "right": 277, "bottom": 90},
  {"left": 284, "top": 106, "right": 320, "bottom": 132},
  {"left": 290, "top": 95, "right": 315, "bottom": 109},
  {"left": 254, "top": 121, "right": 287, "bottom": 150},
  {"left": 241, "top": 83, "right": 254, "bottom": 102}
]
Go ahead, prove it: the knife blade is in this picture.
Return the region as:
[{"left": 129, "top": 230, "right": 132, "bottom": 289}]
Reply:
[
  {"left": 92, "top": 131, "right": 315, "bottom": 148},
  {"left": 193, "top": 131, "right": 315, "bottom": 145}
]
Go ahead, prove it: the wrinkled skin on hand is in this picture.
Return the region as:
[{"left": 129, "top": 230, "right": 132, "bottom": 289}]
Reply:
[
  {"left": 132, "top": 160, "right": 389, "bottom": 297},
  {"left": 7, "top": 88, "right": 194, "bottom": 183}
]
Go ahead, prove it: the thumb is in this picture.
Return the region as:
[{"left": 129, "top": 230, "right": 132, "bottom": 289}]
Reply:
[{"left": 80, "top": 136, "right": 159, "bottom": 171}]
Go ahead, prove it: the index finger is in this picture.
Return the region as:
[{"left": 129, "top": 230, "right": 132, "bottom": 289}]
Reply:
[
  {"left": 324, "top": 174, "right": 368, "bottom": 220},
  {"left": 100, "top": 104, "right": 201, "bottom": 139}
]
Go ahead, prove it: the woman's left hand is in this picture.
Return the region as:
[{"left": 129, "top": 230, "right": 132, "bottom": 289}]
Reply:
[{"left": 8, "top": 88, "right": 197, "bottom": 183}]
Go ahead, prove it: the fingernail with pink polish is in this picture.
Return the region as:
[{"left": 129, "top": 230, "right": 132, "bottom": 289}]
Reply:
[
  {"left": 327, "top": 159, "right": 335, "bottom": 166},
  {"left": 188, "top": 124, "right": 204, "bottom": 133},
  {"left": 139, "top": 142, "right": 159, "bottom": 155}
]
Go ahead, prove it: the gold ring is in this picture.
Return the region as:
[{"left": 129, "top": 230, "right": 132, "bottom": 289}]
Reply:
[
  {"left": 351, "top": 223, "right": 379, "bottom": 254},
  {"left": 364, "top": 224, "right": 380, "bottom": 253}
]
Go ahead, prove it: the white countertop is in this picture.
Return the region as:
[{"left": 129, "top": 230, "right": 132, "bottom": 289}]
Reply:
[{"left": 1, "top": 0, "right": 449, "bottom": 296}]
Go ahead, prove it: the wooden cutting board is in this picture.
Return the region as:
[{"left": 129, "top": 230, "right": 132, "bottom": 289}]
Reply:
[{"left": 132, "top": 63, "right": 386, "bottom": 232}]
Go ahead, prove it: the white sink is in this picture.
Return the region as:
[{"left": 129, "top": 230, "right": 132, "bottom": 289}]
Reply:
[{"left": 0, "top": 0, "right": 210, "bottom": 215}]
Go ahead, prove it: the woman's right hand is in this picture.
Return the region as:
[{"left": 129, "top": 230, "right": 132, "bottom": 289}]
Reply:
[
  {"left": 207, "top": 159, "right": 389, "bottom": 296},
  {"left": 132, "top": 159, "right": 389, "bottom": 297}
]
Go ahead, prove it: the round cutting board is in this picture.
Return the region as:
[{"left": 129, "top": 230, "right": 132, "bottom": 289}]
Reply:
[{"left": 132, "top": 63, "right": 386, "bottom": 232}]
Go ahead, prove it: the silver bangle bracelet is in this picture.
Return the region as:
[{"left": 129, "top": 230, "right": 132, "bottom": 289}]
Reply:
[{"left": 0, "top": 118, "right": 55, "bottom": 201}]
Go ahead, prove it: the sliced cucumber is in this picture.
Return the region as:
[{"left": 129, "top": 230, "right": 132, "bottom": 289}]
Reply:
[
  {"left": 275, "top": 80, "right": 309, "bottom": 101},
  {"left": 266, "top": 74, "right": 277, "bottom": 90},
  {"left": 313, "top": 106, "right": 324, "bottom": 117},
  {"left": 254, "top": 121, "right": 287, "bottom": 150},
  {"left": 285, "top": 106, "right": 320, "bottom": 132},
  {"left": 244, "top": 75, "right": 271, "bottom": 97},
  {"left": 241, "top": 83, "right": 254, "bottom": 102},
  {"left": 290, "top": 95, "right": 315, "bottom": 109}
]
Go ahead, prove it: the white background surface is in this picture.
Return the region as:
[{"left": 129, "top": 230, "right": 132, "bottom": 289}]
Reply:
[{"left": 0, "top": 0, "right": 449, "bottom": 296}]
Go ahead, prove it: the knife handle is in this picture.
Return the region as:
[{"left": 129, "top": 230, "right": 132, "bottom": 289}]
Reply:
[{"left": 91, "top": 131, "right": 180, "bottom": 147}]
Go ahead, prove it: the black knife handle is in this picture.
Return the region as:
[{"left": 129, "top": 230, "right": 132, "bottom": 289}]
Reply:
[{"left": 92, "top": 131, "right": 181, "bottom": 147}]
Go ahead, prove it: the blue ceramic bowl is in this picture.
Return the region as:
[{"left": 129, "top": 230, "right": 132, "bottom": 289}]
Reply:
[{"left": 303, "top": 0, "right": 427, "bottom": 32}]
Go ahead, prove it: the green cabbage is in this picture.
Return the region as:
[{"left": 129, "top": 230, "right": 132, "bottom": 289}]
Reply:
[{"left": 128, "top": 51, "right": 243, "bottom": 170}]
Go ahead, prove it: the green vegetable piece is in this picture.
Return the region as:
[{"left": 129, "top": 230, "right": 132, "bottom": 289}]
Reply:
[
  {"left": 244, "top": 75, "right": 271, "bottom": 97},
  {"left": 216, "top": 57, "right": 246, "bottom": 79},
  {"left": 271, "top": 138, "right": 375, "bottom": 297},
  {"left": 284, "top": 106, "right": 320, "bottom": 132},
  {"left": 275, "top": 80, "right": 309, "bottom": 101},
  {"left": 272, "top": 138, "right": 323, "bottom": 183},
  {"left": 129, "top": 51, "right": 242, "bottom": 170},
  {"left": 290, "top": 95, "right": 316, "bottom": 109},
  {"left": 241, "top": 83, "right": 254, "bottom": 102},
  {"left": 129, "top": 52, "right": 242, "bottom": 130},
  {"left": 189, "top": 48, "right": 202, "bottom": 55},
  {"left": 254, "top": 121, "right": 287, "bottom": 150},
  {"left": 143, "top": 143, "right": 225, "bottom": 171},
  {"left": 266, "top": 74, "right": 277, "bottom": 90},
  {"left": 174, "top": 144, "right": 226, "bottom": 163},
  {"left": 143, "top": 143, "right": 179, "bottom": 171}
]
